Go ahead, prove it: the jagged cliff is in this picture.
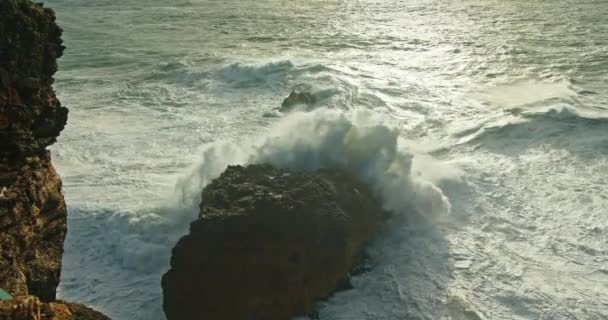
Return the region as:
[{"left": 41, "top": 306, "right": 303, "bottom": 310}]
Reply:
[
  {"left": 162, "top": 165, "right": 384, "bottom": 320},
  {"left": 0, "top": 0, "right": 67, "bottom": 159},
  {"left": 0, "top": 0, "right": 108, "bottom": 319},
  {"left": 0, "top": 0, "right": 68, "bottom": 301}
]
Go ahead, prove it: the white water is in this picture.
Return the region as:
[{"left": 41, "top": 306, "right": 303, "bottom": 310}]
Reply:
[{"left": 43, "top": 0, "right": 608, "bottom": 319}]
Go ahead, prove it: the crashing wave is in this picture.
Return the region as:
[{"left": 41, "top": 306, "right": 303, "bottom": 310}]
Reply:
[
  {"left": 61, "top": 108, "right": 456, "bottom": 320},
  {"left": 179, "top": 108, "right": 452, "bottom": 217},
  {"left": 455, "top": 106, "right": 608, "bottom": 156}
]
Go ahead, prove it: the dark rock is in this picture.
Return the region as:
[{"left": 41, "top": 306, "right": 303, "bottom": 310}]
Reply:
[
  {"left": 0, "top": 0, "right": 68, "bottom": 302},
  {"left": 280, "top": 90, "right": 316, "bottom": 112},
  {"left": 0, "top": 1, "right": 109, "bottom": 318},
  {"left": 162, "top": 164, "right": 384, "bottom": 320},
  {"left": 0, "top": 0, "right": 67, "bottom": 160}
]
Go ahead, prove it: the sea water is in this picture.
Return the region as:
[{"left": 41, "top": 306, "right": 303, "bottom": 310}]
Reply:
[{"left": 42, "top": 0, "right": 608, "bottom": 319}]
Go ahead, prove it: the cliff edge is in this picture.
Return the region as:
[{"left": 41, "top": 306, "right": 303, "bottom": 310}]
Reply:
[
  {"left": 0, "top": 0, "right": 67, "bottom": 301},
  {"left": 0, "top": 1, "right": 108, "bottom": 319}
]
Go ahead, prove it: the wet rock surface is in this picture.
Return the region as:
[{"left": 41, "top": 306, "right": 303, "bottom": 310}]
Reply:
[{"left": 162, "top": 164, "right": 384, "bottom": 320}]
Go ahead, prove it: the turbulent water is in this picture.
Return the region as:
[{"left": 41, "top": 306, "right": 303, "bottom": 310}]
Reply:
[{"left": 42, "top": 0, "right": 608, "bottom": 319}]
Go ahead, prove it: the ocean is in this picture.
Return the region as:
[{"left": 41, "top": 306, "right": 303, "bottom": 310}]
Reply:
[{"left": 43, "top": 0, "right": 608, "bottom": 319}]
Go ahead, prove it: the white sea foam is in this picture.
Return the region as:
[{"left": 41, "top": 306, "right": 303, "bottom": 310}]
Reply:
[
  {"left": 477, "top": 80, "right": 577, "bottom": 109},
  {"left": 178, "top": 108, "right": 452, "bottom": 217},
  {"left": 220, "top": 60, "right": 296, "bottom": 84},
  {"left": 51, "top": 0, "right": 608, "bottom": 318},
  {"left": 73, "top": 108, "right": 455, "bottom": 285},
  {"left": 58, "top": 108, "right": 455, "bottom": 320}
]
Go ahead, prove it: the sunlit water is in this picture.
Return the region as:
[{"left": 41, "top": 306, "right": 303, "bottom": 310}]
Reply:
[{"left": 42, "top": 0, "right": 608, "bottom": 319}]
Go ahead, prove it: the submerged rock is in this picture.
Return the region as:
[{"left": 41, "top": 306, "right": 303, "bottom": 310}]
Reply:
[
  {"left": 280, "top": 90, "right": 316, "bottom": 112},
  {"left": 162, "top": 164, "right": 384, "bottom": 320}
]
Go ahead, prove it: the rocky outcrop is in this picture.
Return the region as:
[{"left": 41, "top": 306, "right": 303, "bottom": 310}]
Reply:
[
  {"left": 280, "top": 90, "right": 316, "bottom": 112},
  {"left": 0, "top": 154, "right": 66, "bottom": 301},
  {"left": 0, "top": 0, "right": 67, "bottom": 302},
  {"left": 0, "top": 1, "right": 109, "bottom": 319},
  {"left": 162, "top": 165, "right": 384, "bottom": 320},
  {"left": 0, "top": 0, "right": 67, "bottom": 160},
  {"left": 0, "top": 296, "right": 110, "bottom": 320}
]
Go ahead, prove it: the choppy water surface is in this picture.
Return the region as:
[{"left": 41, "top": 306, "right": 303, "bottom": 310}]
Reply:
[{"left": 43, "top": 0, "right": 608, "bottom": 319}]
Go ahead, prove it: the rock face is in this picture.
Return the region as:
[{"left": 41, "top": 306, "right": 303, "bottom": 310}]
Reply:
[
  {"left": 0, "top": 0, "right": 67, "bottom": 160},
  {"left": 0, "top": 154, "right": 66, "bottom": 301},
  {"left": 0, "top": 296, "right": 110, "bottom": 320},
  {"left": 0, "top": 1, "right": 109, "bottom": 319},
  {"left": 162, "top": 165, "right": 384, "bottom": 320},
  {"left": 280, "top": 90, "right": 316, "bottom": 112},
  {"left": 0, "top": 0, "right": 68, "bottom": 302}
]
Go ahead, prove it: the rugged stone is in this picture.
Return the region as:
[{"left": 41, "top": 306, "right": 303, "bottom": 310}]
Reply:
[
  {"left": 0, "top": 153, "right": 66, "bottom": 301},
  {"left": 0, "top": 0, "right": 67, "bottom": 302},
  {"left": 280, "top": 90, "right": 316, "bottom": 112},
  {"left": 0, "top": 296, "right": 40, "bottom": 320},
  {"left": 0, "top": 296, "right": 110, "bottom": 320},
  {"left": 0, "top": 1, "right": 110, "bottom": 318},
  {"left": 0, "top": 0, "right": 67, "bottom": 160},
  {"left": 162, "top": 164, "right": 384, "bottom": 320}
]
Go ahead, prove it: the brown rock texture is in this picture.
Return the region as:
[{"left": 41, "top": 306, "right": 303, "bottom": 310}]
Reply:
[
  {"left": 0, "top": 0, "right": 67, "bottom": 160},
  {"left": 0, "top": 296, "right": 110, "bottom": 320},
  {"left": 0, "top": 0, "right": 67, "bottom": 302},
  {"left": 162, "top": 164, "right": 384, "bottom": 320},
  {"left": 0, "top": 154, "right": 66, "bottom": 301},
  {"left": 0, "top": 1, "right": 110, "bottom": 319},
  {"left": 47, "top": 300, "right": 111, "bottom": 320}
]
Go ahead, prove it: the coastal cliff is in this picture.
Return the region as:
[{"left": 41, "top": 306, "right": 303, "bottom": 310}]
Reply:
[
  {"left": 0, "top": 0, "right": 68, "bottom": 301},
  {"left": 0, "top": 0, "right": 108, "bottom": 318},
  {"left": 162, "top": 164, "right": 384, "bottom": 320}
]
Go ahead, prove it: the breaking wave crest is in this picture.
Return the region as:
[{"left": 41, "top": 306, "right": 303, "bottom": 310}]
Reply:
[
  {"left": 178, "top": 108, "right": 452, "bottom": 217},
  {"left": 456, "top": 106, "right": 608, "bottom": 158},
  {"left": 61, "top": 108, "right": 455, "bottom": 320}
]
